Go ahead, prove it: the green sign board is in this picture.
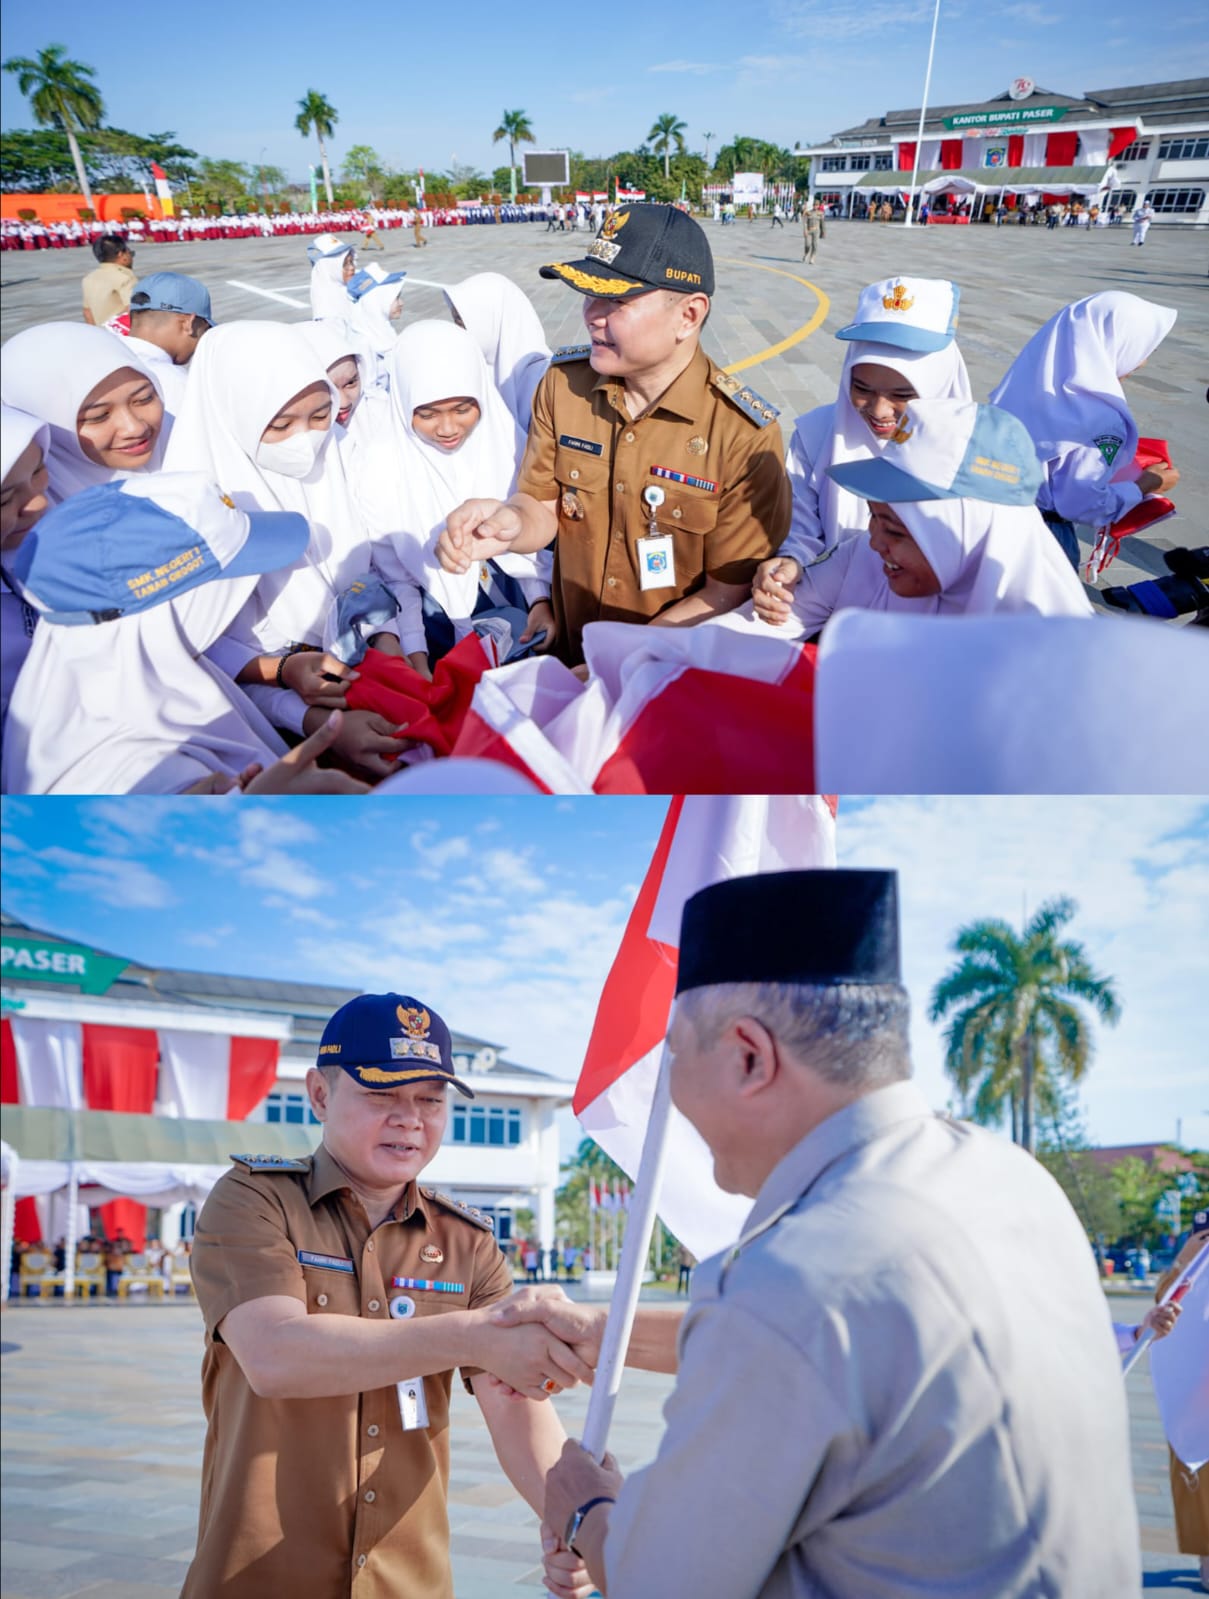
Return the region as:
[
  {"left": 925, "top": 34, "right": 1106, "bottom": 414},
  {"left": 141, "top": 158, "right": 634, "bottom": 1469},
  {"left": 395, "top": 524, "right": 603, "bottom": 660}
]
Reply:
[
  {"left": 0, "top": 935, "right": 127, "bottom": 996},
  {"left": 944, "top": 106, "right": 1069, "bottom": 130}
]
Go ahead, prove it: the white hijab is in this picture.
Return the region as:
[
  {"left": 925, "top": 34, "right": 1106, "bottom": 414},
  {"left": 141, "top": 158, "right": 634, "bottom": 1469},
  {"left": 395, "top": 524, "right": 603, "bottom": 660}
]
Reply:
[
  {"left": 3, "top": 564, "right": 285, "bottom": 795},
  {"left": 309, "top": 250, "right": 354, "bottom": 319},
  {"left": 1, "top": 403, "right": 49, "bottom": 484},
  {"left": 357, "top": 320, "right": 527, "bottom": 615},
  {"left": 0, "top": 322, "right": 166, "bottom": 502},
  {"left": 798, "top": 497, "right": 1093, "bottom": 621},
  {"left": 348, "top": 279, "right": 404, "bottom": 362},
  {"left": 295, "top": 319, "right": 381, "bottom": 464},
  {"left": 163, "top": 321, "right": 370, "bottom": 650},
  {"left": 807, "top": 338, "right": 972, "bottom": 543},
  {"left": 444, "top": 273, "right": 552, "bottom": 429},
  {"left": 989, "top": 291, "right": 1178, "bottom": 470}
]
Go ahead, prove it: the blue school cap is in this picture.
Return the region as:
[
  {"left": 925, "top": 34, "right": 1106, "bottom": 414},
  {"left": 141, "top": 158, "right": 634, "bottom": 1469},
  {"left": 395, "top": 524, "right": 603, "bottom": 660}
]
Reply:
[
  {"left": 347, "top": 265, "right": 407, "bottom": 300},
  {"left": 10, "top": 473, "right": 309, "bottom": 624},
  {"left": 826, "top": 398, "right": 1042, "bottom": 506},
  {"left": 317, "top": 993, "right": 475, "bottom": 1097},
  {"left": 129, "top": 272, "right": 213, "bottom": 325}
]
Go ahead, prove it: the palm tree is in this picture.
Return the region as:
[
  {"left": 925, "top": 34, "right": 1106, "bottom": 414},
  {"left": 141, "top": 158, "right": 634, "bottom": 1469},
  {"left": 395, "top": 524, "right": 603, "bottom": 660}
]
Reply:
[
  {"left": 2, "top": 44, "right": 105, "bottom": 209},
  {"left": 648, "top": 113, "right": 688, "bottom": 180},
  {"left": 295, "top": 89, "right": 338, "bottom": 207},
  {"left": 928, "top": 897, "right": 1119, "bottom": 1154},
  {"left": 492, "top": 109, "right": 535, "bottom": 201}
]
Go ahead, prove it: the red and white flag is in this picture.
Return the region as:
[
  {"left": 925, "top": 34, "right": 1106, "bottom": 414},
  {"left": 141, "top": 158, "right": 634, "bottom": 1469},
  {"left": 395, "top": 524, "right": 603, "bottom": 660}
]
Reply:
[{"left": 573, "top": 794, "right": 836, "bottom": 1261}]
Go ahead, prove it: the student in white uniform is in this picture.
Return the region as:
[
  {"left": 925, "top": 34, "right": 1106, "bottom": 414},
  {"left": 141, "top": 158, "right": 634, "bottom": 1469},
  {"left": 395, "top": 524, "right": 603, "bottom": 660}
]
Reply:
[
  {"left": 122, "top": 272, "right": 215, "bottom": 415},
  {"left": 307, "top": 232, "right": 357, "bottom": 319},
  {"left": 345, "top": 263, "right": 407, "bottom": 384},
  {"left": 2, "top": 474, "right": 362, "bottom": 795},
  {"left": 295, "top": 320, "right": 384, "bottom": 476},
  {"left": 444, "top": 272, "right": 552, "bottom": 430},
  {"left": 1, "top": 406, "right": 52, "bottom": 769},
  {"left": 354, "top": 320, "right": 551, "bottom": 677},
  {"left": 989, "top": 291, "right": 1179, "bottom": 569},
  {"left": 163, "top": 321, "right": 402, "bottom": 778},
  {"left": 722, "top": 398, "right": 1091, "bottom": 642},
  {"left": 753, "top": 278, "right": 970, "bottom": 624},
  {"left": 0, "top": 323, "right": 168, "bottom": 501}
]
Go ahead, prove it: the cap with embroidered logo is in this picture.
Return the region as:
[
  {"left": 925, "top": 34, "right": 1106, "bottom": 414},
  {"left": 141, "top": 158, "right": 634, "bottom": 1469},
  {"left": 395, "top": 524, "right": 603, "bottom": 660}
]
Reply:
[
  {"left": 540, "top": 203, "right": 714, "bottom": 300},
  {"left": 826, "top": 397, "right": 1042, "bottom": 506},
  {"left": 8, "top": 473, "right": 309, "bottom": 625},
  {"left": 347, "top": 262, "right": 407, "bottom": 300},
  {"left": 835, "top": 278, "right": 960, "bottom": 354},
  {"left": 306, "top": 231, "right": 354, "bottom": 265},
  {"left": 317, "top": 993, "right": 475, "bottom": 1097}
]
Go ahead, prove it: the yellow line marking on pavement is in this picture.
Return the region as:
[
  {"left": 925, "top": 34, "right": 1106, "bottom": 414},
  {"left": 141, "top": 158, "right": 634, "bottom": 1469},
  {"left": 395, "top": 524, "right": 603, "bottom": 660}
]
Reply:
[{"left": 715, "top": 257, "right": 830, "bottom": 375}]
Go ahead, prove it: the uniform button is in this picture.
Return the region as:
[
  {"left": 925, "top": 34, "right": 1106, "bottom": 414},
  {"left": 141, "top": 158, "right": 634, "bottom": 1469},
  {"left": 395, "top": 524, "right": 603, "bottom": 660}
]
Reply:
[
  {"left": 317, "top": 1293, "right": 328, "bottom": 1307},
  {"left": 367, "top": 1424, "right": 380, "bottom": 1437},
  {"left": 624, "top": 431, "right": 635, "bottom": 443},
  {"left": 367, "top": 1240, "right": 375, "bottom": 1252},
  {"left": 368, "top": 1299, "right": 381, "bottom": 1313},
  {"left": 570, "top": 469, "right": 580, "bottom": 481},
  {"left": 357, "top": 1554, "right": 367, "bottom": 1568},
  {"left": 672, "top": 508, "right": 683, "bottom": 519},
  {"left": 615, "top": 483, "right": 625, "bottom": 493},
  {"left": 364, "top": 1490, "right": 376, "bottom": 1503},
  {"left": 606, "top": 577, "right": 618, "bottom": 588}
]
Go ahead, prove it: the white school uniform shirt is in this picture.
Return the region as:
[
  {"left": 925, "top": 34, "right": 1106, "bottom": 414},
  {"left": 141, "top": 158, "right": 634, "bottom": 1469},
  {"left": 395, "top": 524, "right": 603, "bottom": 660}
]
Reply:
[
  {"left": 2, "top": 566, "right": 285, "bottom": 796},
  {"left": 444, "top": 273, "right": 552, "bottom": 430},
  {"left": 604, "top": 1081, "right": 1140, "bottom": 1599},
  {"left": 989, "top": 291, "right": 1177, "bottom": 529},
  {"left": 783, "top": 338, "right": 972, "bottom": 564},
  {"left": 163, "top": 322, "right": 373, "bottom": 727},
  {"left": 0, "top": 406, "right": 51, "bottom": 774},
  {"left": 354, "top": 320, "right": 546, "bottom": 655},
  {"left": 113, "top": 331, "right": 190, "bottom": 416},
  {"left": 0, "top": 322, "right": 168, "bottom": 501},
  {"left": 309, "top": 251, "right": 354, "bottom": 319}
]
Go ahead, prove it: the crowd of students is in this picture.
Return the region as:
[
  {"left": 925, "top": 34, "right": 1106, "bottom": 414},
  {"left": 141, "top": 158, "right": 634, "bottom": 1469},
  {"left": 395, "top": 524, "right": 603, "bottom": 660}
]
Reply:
[{"left": 0, "top": 206, "right": 1188, "bottom": 795}]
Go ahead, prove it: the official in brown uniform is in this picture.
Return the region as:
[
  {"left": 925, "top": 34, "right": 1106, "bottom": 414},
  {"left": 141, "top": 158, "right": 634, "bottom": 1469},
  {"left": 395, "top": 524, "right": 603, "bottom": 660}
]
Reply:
[
  {"left": 182, "top": 992, "right": 593, "bottom": 1599},
  {"left": 437, "top": 203, "right": 791, "bottom": 666}
]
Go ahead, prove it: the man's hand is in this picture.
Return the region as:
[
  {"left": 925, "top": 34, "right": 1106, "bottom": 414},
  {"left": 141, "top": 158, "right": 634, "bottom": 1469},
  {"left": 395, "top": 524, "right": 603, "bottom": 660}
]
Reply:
[
  {"left": 1139, "top": 463, "right": 1179, "bottom": 497},
  {"left": 541, "top": 1525, "right": 597, "bottom": 1599},
  {"left": 490, "top": 1288, "right": 605, "bottom": 1371},
  {"left": 243, "top": 712, "right": 370, "bottom": 794},
  {"left": 544, "top": 1439, "right": 623, "bottom": 1560},
  {"left": 519, "top": 599, "right": 555, "bottom": 653},
  {"left": 437, "top": 498, "right": 519, "bottom": 572},
  {"left": 281, "top": 649, "right": 360, "bottom": 708},
  {"left": 1140, "top": 1302, "right": 1182, "bottom": 1340},
  {"left": 752, "top": 555, "right": 802, "bottom": 626},
  {"left": 309, "top": 706, "right": 408, "bottom": 780},
  {"left": 475, "top": 1316, "right": 596, "bottom": 1398}
]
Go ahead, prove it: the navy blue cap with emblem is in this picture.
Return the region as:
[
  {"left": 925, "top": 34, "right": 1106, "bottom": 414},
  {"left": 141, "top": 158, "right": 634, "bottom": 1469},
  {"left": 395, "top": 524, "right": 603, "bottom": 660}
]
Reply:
[
  {"left": 675, "top": 870, "right": 901, "bottom": 994},
  {"left": 541, "top": 203, "right": 714, "bottom": 300},
  {"left": 317, "top": 993, "right": 475, "bottom": 1097}
]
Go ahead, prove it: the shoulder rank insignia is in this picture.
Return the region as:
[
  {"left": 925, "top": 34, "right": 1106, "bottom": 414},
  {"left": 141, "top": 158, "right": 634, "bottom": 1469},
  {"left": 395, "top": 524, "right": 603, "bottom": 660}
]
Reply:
[
  {"left": 711, "top": 370, "right": 780, "bottom": 429},
  {"left": 421, "top": 1188, "right": 495, "bottom": 1231},
  {"left": 230, "top": 1153, "right": 311, "bottom": 1173},
  {"left": 551, "top": 343, "right": 592, "bottom": 365}
]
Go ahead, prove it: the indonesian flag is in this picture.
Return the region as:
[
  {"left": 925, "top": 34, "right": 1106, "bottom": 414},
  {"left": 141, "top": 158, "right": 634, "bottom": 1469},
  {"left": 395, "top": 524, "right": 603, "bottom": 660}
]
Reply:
[
  {"left": 575, "top": 190, "right": 591, "bottom": 203},
  {"left": 149, "top": 161, "right": 175, "bottom": 218},
  {"left": 574, "top": 794, "right": 836, "bottom": 1261},
  {"left": 592, "top": 191, "right": 609, "bottom": 203},
  {"left": 1150, "top": 1240, "right": 1209, "bottom": 1471},
  {"left": 453, "top": 621, "right": 816, "bottom": 794},
  {"left": 588, "top": 1180, "right": 600, "bottom": 1211},
  {"left": 617, "top": 187, "right": 646, "bottom": 202}
]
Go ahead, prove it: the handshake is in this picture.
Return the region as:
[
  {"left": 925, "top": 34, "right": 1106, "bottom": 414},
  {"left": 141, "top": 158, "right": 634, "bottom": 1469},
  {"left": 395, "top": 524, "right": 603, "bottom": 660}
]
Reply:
[{"left": 475, "top": 1285, "right": 607, "bottom": 1401}]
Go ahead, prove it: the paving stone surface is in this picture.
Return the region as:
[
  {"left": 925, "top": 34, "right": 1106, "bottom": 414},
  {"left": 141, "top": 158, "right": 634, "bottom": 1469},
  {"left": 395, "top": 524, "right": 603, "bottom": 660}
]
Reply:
[
  {"left": 1, "top": 216, "right": 1205, "bottom": 593},
  {"left": 0, "top": 1283, "right": 1200, "bottom": 1595}
]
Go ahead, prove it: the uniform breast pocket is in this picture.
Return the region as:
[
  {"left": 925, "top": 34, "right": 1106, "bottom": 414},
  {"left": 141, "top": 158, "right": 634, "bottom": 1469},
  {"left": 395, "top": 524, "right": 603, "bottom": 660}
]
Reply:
[
  {"left": 555, "top": 449, "right": 608, "bottom": 521},
  {"left": 302, "top": 1265, "right": 360, "bottom": 1315},
  {"left": 659, "top": 486, "right": 719, "bottom": 540}
]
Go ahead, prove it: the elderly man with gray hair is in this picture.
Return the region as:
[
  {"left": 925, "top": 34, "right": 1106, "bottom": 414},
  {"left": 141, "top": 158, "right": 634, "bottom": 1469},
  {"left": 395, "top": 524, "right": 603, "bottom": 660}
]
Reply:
[{"left": 498, "top": 869, "right": 1141, "bottom": 1599}]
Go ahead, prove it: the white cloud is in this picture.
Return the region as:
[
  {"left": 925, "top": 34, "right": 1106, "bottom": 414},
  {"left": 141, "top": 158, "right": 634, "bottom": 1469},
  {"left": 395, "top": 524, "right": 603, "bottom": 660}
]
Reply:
[
  {"left": 647, "top": 60, "right": 720, "bottom": 74},
  {"left": 35, "top": 846, "right": 174, "bottom": 911},
  {"left": 479, "top": 848, "right": 546, "bottom": 896},
  {"left": 1000, "top": 1, "right": 1060, "bottom": 21},
  {"left": 242, "top": 848, "right": 328, "bottom": 901},
  {"left": 772, "top": 0, "right": 936, "bottom": 41},
  {"left": 411, "top": 833, "right": 472, "bottom": 870}
]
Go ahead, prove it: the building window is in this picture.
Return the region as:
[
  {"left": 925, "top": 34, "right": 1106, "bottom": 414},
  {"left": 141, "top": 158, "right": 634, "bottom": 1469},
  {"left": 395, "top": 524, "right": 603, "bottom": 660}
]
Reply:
[
  {"left": 873, "top": 152, "right": 894, "bottom": 170},
  {"left": 1157, "top": 138, "right": 1209, "bottom": 161},
  {"left": 451, "top": 1105, "right": 524, "bottom": 1146},
  {"left": 1114, "top": 191, "right": 1137, "bottom": 212},
  {"left": 1146, "top": 187, "right": 1205, "bottom": 213},
  {"left": 820, "top": 156, "right": 847, "bottom": 173},
  {"left": 849, "top": 154, "right": 872, "bottom": 171},
  {"left": 1114, "top": 141, "right": 1150, "bottom": 163},
  {"left": 265, "top": 1090, "right": 319, "bottom": 1125}
]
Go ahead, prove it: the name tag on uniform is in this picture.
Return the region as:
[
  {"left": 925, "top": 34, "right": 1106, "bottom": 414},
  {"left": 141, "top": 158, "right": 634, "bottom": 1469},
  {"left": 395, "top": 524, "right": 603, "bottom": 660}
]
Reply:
[
  {"left": 297, "top": 1251, "right": 355, "bottom": 1273},
  {"left": 396, "top": 1376, "right": 429, "bottom": 1431},
  {"left": 558, "top": 434, "right": 603, "bottom": 456},
  {"left": 637, "top": 534, "right": 676, "bottom": 591}
]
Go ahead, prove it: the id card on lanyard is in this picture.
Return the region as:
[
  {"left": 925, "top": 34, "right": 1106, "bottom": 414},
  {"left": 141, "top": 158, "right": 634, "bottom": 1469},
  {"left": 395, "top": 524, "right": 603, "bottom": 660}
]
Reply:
[
  {"left": 638, "top": 485, "right": 675, "bottom": 591},
  {"left": 396, "top": 1377, "right": 429, "bottom": 1431}
]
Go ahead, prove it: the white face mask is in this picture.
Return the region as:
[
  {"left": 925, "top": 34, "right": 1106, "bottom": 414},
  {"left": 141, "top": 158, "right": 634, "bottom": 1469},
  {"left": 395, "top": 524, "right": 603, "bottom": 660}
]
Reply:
[{"left": 256, "top": 428, "right": 326, "bottom": 478}]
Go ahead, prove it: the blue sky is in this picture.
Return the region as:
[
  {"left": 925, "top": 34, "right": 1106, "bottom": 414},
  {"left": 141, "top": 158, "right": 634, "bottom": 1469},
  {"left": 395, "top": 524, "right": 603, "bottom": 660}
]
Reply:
[
  {"left": 2, "top": 795, "right": 1206, "bottom": 1156},
  {"left": 2, "top": 0, "right": 1206, "bottom": 182}
]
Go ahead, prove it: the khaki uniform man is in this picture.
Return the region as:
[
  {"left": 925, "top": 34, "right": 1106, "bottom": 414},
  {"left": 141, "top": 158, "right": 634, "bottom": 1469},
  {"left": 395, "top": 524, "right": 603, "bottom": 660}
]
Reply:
[
  {"left": 438, "top": 204, "right": 790, "bottom": 666},
  {"left": 81, "top": 235, "right": 136, "bottom": 326},
  {"left": 802, "top": 202, "right": 824, "bottom": 264},
  {"left": 182, "top": 992, "right": 592, "bottom": 1599}
]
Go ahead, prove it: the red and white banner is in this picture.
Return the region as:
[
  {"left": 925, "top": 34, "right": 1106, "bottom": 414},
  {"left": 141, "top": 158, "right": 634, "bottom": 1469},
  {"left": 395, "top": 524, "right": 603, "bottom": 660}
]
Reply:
[
  {"left": 454, "top": 621, "right": 817, "bottom": 794},
  {"left": 149, "top": 160, "right": 175, "bottom": 219},
  {"left": 616, "top": 187, "right": 646, "bottom": 202},
  {"left": 573, "top": 794, "right": 836, "bottom": 1261}
]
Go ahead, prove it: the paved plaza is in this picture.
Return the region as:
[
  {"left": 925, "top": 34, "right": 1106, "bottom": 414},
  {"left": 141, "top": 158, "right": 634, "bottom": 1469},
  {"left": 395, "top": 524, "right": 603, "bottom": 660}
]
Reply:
[
  {"left": 0, "top": 1283, "right": 1199, "bottom": 1597},
  {"left": 1, "top": 217, "right": 1206, "bottom": 592}
]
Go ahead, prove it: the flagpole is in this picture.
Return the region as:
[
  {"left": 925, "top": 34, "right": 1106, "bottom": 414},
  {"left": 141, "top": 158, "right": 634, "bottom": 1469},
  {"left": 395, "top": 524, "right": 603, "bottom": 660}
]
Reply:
[
  {"left": 1121, "top": 1242, "right": 1208, "bottom": 1377},
  {"left": 903, "top": 0, "right": 942, "bottom": 228},
  {"left": 581, "top": 1042, "right": 675, "bottom": 1460}
]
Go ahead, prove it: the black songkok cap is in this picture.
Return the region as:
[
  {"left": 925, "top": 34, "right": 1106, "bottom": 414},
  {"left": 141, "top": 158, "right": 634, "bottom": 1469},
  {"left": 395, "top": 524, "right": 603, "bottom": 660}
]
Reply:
[{"left": 675, "top": 870, "right": 901, "bottom": 995}]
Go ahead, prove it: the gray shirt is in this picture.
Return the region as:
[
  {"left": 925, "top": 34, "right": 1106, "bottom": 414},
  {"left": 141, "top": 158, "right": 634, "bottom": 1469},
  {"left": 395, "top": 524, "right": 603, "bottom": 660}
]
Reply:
[{"left": 604, "top": 1080, "right": 1138, "bottom": 1598}]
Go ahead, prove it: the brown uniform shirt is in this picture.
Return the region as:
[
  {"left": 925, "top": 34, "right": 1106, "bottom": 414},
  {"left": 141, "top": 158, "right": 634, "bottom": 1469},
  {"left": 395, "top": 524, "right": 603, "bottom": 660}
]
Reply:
[
  {"left": 516, "top": 344, "right": 791, "bottom": 664},
  {"left": 182, "top": 1145, "right": 513, "bottom": 1599},
  {"left": 81, "top": 262, "right": 136, "bottom": 326}
]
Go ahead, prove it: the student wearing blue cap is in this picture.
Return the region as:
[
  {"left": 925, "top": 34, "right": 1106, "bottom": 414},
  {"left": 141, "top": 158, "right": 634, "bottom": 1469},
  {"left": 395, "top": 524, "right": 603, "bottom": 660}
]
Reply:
[
  {"left": 183, "top": 991, "right": 593, "bottom": 1599},
  {"left": 125, "top": 272, "right": 215, "bottom": 414}
]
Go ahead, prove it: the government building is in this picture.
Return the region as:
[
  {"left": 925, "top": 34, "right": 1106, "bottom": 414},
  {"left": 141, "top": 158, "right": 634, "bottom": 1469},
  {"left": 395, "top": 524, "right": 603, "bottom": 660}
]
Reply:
[{"left": 797, "top": 77, "right": 1209, "bottom": 225}]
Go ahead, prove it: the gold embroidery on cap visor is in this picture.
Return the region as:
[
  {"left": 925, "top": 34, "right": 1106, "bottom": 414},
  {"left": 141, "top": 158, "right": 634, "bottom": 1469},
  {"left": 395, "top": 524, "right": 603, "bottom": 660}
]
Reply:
[
  {"left": 356, "top": 1065, "right": 451, "bottom": 1085},
  {"left": 545, "top": 261, "right": 645, "bottom": 296}
]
